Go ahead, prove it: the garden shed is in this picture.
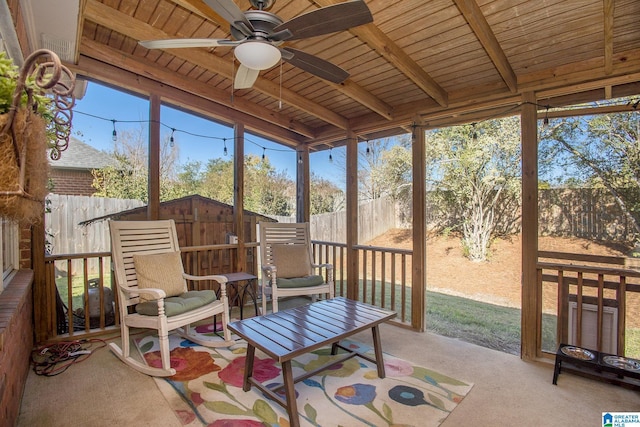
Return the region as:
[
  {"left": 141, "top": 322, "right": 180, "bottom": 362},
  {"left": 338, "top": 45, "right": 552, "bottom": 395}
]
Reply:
[{"left": 85, "top": 194, "right": 276, "bottom": 276}]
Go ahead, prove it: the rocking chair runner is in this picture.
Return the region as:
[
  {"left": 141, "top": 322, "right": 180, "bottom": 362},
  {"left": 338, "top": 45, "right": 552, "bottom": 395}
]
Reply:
[
  {"left": 259, "top": 222, "right": 334, "bottom": 313},
  {"left": 108, "top": 219, "right": 233, "bottom": 377}
]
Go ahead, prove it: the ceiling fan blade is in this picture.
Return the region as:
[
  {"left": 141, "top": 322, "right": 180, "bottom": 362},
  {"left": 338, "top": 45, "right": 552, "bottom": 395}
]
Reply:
[
  {"left": 282, "top": 47, "right": 349, "bottom": 84},
  {"left": 273, "top": 0, "right": 372, "bottom": 41},
  {"left": 139, "top": 38, "right": 240, "bottom": 49},
  {"left": 203, "top": 0, "right": 255, "bottom": 37},
  {"left": 234, "top": 64, "right": 260, "bottom": 89}
]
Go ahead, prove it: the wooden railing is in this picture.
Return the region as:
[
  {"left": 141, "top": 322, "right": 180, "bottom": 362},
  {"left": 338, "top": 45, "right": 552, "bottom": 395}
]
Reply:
[
  {"left": 537, "top": 251, "right": 640, "bottom": 358},
  {"left": 312, "top": 240, "right": 414, "bottom": 326},
  {"left": 42, "top": 243, "right": 257, "bottom": 341},
  {"left": 42, "top": 241, "right": 415, "bottom": 341}
]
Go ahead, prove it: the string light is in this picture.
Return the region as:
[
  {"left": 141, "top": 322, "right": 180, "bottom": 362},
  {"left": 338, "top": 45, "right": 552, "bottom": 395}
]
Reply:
[
  {"left": 169, "top": 128, "right": 175, "bottom": 147},
  {"left": 329, "top": 147, "right": 333, "bottom": 162},
  {"left": 542, "top": 105, "right": 550, "bottom": 129},
  {"left": 262, "top": 147, "right": 266, "bottom": 161},
  {"left": 81, "top": 97, "right": 634, "bottom": 163},
  {"left": 471, "top": 123, "right": 478, "bottom": 140},
  {"left": 74, "top": 110, "right": 294, "bottom": 160},
  {"left": 111, "top": 120, "right": 117, "bottom": 141},
  {"left": 298, "top": 153, "right": 303, "bottom": 164}
]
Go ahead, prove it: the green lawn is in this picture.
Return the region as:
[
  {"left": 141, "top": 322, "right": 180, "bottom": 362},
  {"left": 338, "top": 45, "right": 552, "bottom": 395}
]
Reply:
[{"left": 357, "top": 280, "right": 640, "bottom": 358}]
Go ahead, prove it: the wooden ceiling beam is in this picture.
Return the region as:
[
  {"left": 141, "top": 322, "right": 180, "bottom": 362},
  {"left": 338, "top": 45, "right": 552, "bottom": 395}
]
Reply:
[
  {"left": 84, "top": 0, "right": 349, "bottom": 130},
  {"left": 453, "top": 0, "right": 517, "bottom": 93},
  {"left": 78, "top": 37, "right": 317, "bottom": 139},
  {"left": 331, "top": 78, "right": 393, "bottom": 119},
  {"left": 311, "top": 0, "right": 448, "bottom": 107},
  {"left": 351, "top": 24, "right": 449, "bottom": 107}
]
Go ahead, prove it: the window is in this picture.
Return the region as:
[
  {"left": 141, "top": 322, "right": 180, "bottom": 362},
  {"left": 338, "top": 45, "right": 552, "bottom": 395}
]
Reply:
[{"left": 1, "top": 218, "right": 19, "bottom": 291}]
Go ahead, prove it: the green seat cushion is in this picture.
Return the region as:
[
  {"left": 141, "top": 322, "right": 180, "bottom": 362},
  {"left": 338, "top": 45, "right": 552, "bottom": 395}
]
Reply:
[
  {"left": 276, "top": 274, "right": 325, "bottom": 289},
  {"left": 136, "top": 289, "right": 217, "bottom": 317}
]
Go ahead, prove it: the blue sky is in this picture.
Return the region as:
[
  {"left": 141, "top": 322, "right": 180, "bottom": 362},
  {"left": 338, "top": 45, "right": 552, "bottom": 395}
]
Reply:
[{"left": 71, "top": 81, "right": 346, "bottom": 187}]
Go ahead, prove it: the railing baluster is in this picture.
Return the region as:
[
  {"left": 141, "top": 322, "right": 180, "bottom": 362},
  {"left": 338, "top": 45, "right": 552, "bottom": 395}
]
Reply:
[
  {"left": 381, "top": 251, "right": 387, "bottom": 309},
  {"left": 391, "top": 253, "right": 396, "bottom": 313},
  {"left": 83, "top": 258, "right": 90, "bottom": 332},
  {"left": 576, "top": 272, "right": 583, "bottom": 346},
  {"left": 618, "top": 275, "right": 626, "bottom": 355},
  {"left": 66, "top": 258, "right": 73, "bottom": 337},
  {"left": 597, "top": 274, "right": 605, "bottom": 352},
  {"left": 371, "top": 248, "right": 377, "bottom": 306}
]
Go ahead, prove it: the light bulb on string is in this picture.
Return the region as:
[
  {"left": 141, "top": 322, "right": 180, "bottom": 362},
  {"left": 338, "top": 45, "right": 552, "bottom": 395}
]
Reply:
[
  {"left": 262, "top": 147, "right": 266, "bottom": 161},
  {"left": 366, "top": 141, "right": 371, "bottom": 155},
  {"left": 298, "top": 153, "right": 303, "bottom": 164},
  {"left": 111, "top": 120, "right": 117, "bottom": 142},
  {"left": 223, "top": 138, "right": 228, "bottom": 156},
  {"left": 329, "top": 148, "right": 333, "bottom": 162},
  {"left": 542, "top": 106, "right": 550, "bottom": 129},
  {"left": 471, "top": 123, "right": 478, "bottom": 140},
  {"left": 170, "top": 128, "right": 175, "bottom": 147}
]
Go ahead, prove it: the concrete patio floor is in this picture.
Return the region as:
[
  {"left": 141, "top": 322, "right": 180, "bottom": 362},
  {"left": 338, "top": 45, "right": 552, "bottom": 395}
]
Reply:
[{"left": 17, "top": 306, "right": 639, "bottom": 426}]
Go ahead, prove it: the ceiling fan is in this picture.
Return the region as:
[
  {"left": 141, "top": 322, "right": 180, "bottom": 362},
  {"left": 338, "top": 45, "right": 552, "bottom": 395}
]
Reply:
[{"left": 139, "top": 0, "right": 373, "bottom": 89}]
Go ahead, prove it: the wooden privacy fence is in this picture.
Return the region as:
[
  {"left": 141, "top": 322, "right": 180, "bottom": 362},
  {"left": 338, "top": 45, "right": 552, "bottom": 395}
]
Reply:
[
  {"left": 45, "top": 194, "right": 144, "bottom": 255},
  {"left": 270, "top": 196, "right": 397, "bottom": 243},
  {"left": 538, "top": 188, "right": 635, "bottom": 241}
]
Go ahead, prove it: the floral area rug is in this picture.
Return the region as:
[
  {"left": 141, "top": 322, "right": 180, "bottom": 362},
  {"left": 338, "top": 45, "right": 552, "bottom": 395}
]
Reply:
[{"left": 135, "top": 324, "right": 473, "bottom": 427}]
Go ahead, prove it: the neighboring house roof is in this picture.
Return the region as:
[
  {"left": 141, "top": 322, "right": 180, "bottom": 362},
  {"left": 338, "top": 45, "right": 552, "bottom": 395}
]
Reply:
[{"left": 50, "top": 137, "right": 116, "bottom": 171}]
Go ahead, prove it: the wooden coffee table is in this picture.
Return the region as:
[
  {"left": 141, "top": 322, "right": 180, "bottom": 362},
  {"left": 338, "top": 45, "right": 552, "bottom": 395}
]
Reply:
[{"left": 227, "top": 297, "right": 396, "bottom": 427}]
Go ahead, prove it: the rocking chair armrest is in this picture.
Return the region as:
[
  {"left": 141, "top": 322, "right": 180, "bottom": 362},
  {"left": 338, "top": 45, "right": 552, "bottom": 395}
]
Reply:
[
  {"left": 262, "top": 264, "right": 277, "bottom": 275},
  {"left": 182, "top": 273, "right": 228, "bottom": 284},
  {"left": 128, "top": 286, "right": 166, "bottom": 300},
  {"left": 312, "top": 263, "right": 333, "bottom": 271},
  {"left": 182, "top": 273, "right": 228, "bottom": 299}
]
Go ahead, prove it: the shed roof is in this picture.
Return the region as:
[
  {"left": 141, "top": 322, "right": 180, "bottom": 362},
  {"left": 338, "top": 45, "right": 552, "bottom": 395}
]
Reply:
[{"left": 80, "top": 194, "right": 277, "bottom": 225}]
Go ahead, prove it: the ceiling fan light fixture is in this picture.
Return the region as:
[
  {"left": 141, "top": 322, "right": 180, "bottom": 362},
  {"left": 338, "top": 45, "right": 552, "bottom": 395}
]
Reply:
[{"left": 234, "top": 41, "right": 281, "bottom": 70}]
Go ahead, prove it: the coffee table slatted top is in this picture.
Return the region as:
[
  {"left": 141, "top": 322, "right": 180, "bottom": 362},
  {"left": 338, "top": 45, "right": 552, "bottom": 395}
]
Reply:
[{"left": 228, "top": 297, "right": 396, "bottom": 362}]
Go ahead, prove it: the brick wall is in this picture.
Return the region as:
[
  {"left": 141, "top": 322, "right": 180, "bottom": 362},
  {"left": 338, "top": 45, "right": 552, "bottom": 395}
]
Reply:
[
  {"left": 0, "top": 270, "right": 34, "bottom": 426},
  {"left": 49, "top": 169, "right": 95, "bottom": 196}
]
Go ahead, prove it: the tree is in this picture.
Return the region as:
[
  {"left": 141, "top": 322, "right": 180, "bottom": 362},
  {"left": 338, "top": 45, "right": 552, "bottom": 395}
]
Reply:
[
  {"left": 310, "top": 173, "right": 343, "bottom": 214},
  {"left": 92, "top": 127, "right": 182, "bottom": 202},
  {"left": 198, "top": 154, "right": 295, "bottom": 216},
  {"left": 426, "top": 118, "right": 522, "bottom": 261},
  {"left": 359, "top": 137, "right": 409, "bottom": 201},
  {"left": 539, "top": 103, "right": 640, "bottom": 236}
]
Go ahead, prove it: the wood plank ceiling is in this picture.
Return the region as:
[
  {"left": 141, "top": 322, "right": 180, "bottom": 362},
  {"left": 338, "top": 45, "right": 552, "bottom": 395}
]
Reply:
[{"left": 73, "top": 0, "right": 640, "bottom": 151}]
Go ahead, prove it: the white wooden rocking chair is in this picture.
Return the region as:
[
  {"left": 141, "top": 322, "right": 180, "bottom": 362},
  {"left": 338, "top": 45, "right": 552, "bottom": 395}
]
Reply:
[
  {"left": 259, "top": 221, "right": 334, "bottom": 313},
  {"left": 109, "top": 219, "right": 233, "bottom": 377}
]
